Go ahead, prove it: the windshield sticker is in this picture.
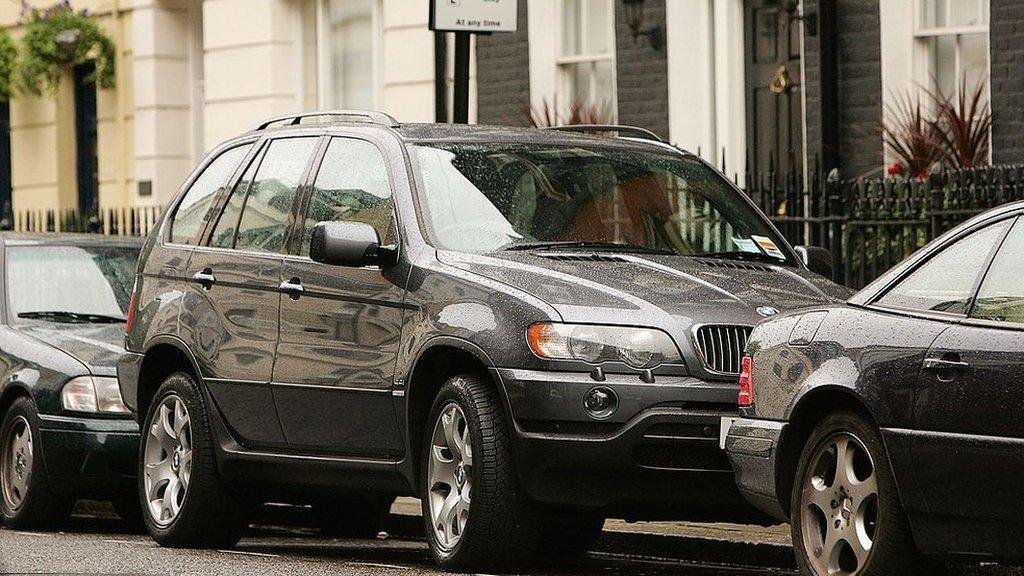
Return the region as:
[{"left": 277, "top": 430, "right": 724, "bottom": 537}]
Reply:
[
  {"left": 731, "top": 237, "right": 760, "bottom": 254},
  {"left": 751, "top": 235, "right": 787, "bottom": 260}
]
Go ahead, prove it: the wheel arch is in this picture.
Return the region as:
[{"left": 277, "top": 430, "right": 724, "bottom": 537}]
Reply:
[
  {"left": 135, "top": 336, "right": 203, "bottom": 425},
  {"left": 775, "top": 385, "right": 885, "bottom": 518},
  {"left": 0, "top": 383, "right": 33, "bottom": 420},
  {"left": 403, "top": 336, "right": 510, "bottom": 492}
]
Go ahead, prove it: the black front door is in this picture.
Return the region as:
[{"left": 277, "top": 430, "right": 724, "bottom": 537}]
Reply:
[
  {"left": 74, "top": 63, "right": 99, "bottom": 213},
  {"left": 745, "top": 0, "right": 803, "bottom": 177}
]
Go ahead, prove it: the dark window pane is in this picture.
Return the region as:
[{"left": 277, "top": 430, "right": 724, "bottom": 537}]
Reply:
[
  {"left": 877, "top": 220, "right": 1010, "bottom": 314},
  {"left": 972, "top": 219, "right": 1024, "bottom": 324},
  {"left": 301, "top": 138, "right": 394, "bottom": 256},
  {"left": 171, "top": 144, "right": 251, "bottom": 245},
  {"left": 234, "top": 137, "right": 319, "bottom": 253}
]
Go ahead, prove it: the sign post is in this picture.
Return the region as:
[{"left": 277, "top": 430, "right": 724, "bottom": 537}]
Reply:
[{"left": 429, "top": 0, "right": 519, "bottom": 124}]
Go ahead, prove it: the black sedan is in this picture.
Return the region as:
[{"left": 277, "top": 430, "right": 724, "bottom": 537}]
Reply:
[
  {"left": 0, "top": 233, "right": 142, "bottom": 528},
  {"left": 725, "top": 201, "right": 1024, "bottom": 575}
]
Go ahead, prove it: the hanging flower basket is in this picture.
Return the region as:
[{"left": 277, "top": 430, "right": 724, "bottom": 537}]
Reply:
[
  {"left": 0, "top": 30, "right": 17, "bottom": 101},
  {"left": 18, "top": 1, "right": 116, "bottom": 96}
]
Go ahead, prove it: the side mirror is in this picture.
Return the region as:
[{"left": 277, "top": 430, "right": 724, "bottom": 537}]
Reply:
[
  {"left": 795, "top": 245, "right": 834, "bottom": 279},
  {"left": 309, "top": 221, "right": 395, "bottom": 267}
]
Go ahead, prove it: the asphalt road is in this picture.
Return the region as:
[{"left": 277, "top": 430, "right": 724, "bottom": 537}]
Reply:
[{"left": 0, "top": 503, "right": 1020, "bottom": 576}]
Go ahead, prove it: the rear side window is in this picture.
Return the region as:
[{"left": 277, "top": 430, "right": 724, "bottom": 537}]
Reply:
[
  {"left": 300, "top": 138, "right": 395, "bottom": 256},
  {"left": 876, "top": 220, "right": 1010, "bottom": 314},
  {"left": 233, "top": 137, "right": 319, "bottom": 253},
  {"left": 170, "top": 144, "right": 252, "bottom": 245},
  {"left": 972, "top": 218, "right": 1024, "bottom": 324}
]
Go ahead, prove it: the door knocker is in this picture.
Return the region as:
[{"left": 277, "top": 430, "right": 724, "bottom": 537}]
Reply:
[{"left": 769, "top": 65, "right": 789, "bottom": 95}]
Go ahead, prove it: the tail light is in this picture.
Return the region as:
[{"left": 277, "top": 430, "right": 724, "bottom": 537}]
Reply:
[
  {"left": 125, "top": 288, "right": 139, "bottom": 334},
  {"left": 737, "top": 355, "right": 754, "bottom": 407}
]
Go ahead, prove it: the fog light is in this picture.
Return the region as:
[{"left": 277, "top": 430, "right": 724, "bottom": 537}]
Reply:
[{"left": 583, "top": 386, "right": 617, "bottom": 420}]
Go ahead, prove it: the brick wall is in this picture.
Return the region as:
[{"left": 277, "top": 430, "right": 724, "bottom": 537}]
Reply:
[
  {"left": 614, "top": 0, "right": 669, "bottom": 139},
  {"left": 990, "top": 0, "right": 1024, "bottom": 164},
  {"left": 475, "top": 1, "right": 530, "bottom": 126},
  {"left": 803, "top": 0, "right": 884, "bottom": 178}
]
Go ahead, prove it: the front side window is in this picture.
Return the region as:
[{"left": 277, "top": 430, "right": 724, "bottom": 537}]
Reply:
[
  {"left": 557, "top": 0, "right": 616, "bottom": 115},
  {"left": 972, "top": 218, "right": 1024, "bottom": 324},
  {"left": 214, "top": 137, "right": 318, "bottom": 253},
  {"left": 301, "top": 138, "right": 395, "bottom": 256},
  {"left": 411, "top": 142, "right": 792, "bottom": 263},
  {"left": 876, "top": 219, "right": 1010, "bottom": 314},
  {"left": 170, "top": 144, "right": 252, "bottom": 245},
  {"left": 7, "top": 245, "right": 139, "bottom": 322}
]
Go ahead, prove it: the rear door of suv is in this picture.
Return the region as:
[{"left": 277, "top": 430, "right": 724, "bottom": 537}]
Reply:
[
  {"left": 182, "top": 133, "right": 321, "bottom": 448},
  {"left": 271, "top": 134, "right": 406, "bottom": 457}
]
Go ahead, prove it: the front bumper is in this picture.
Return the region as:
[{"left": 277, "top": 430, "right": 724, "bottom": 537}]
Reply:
[
  {"left": 38, "top": 414, "right": 140, "bottom": 498},
  {"left": 724, "top": 417, "right": 788, "bottom": 521},
  {"left": 495, "top": 368, "right": 769, "bottom": 523}
]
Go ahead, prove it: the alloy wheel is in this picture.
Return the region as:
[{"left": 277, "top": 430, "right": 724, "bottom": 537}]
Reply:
[
  {"left": 1, "top": 416, "right": 33, "bottom": 510},
  {"left": 143, "top": 395, "right": 193, "bottom": 526},
  {"left": 427, "top": 402, "right": 473, "bottom": 551},
  {"left": 800, "top": 432, "right": 879, "bottom": 575}
]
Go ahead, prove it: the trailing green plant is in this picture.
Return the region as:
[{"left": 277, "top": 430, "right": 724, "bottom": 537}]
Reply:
[
  {"left": 0, "top": 29, "right": 18, "bottom": 101},
  {"left": 18, "top": 0, "right": 116, "bottom": 96}
]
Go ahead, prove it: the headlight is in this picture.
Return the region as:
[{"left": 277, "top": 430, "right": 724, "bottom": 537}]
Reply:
[
  {"left": 527, "top": 323, "right": 681, "bottom": 369},
  {"left": 61, "top": 376, "right": 129, "bottom": 414}
]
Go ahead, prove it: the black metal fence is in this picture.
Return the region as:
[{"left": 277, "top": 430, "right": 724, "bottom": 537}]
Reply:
[
  {"left": 0, "top": 205, "right": 163, "bottom": 237},
  {"left": 745, "top": 163, "right": 1024, "bottom": 288}
]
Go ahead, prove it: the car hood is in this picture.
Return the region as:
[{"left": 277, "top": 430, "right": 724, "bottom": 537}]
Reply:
[
  {"left": 438, "top": 250, "right": 853, "bottom": 328},
  {"left": 16, "top": 322, "right": 126, "bottom": 376}
]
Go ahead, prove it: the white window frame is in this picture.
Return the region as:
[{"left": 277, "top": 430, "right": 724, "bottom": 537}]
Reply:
[
  {"left": 912, "top": 0, "right": 990, "bottom": 103},
  {"left": 555, "top": 0, "right": 617, "bottom": 120},
  {"left": 314, "top": 0, "right": 383, "bottom": 110}
]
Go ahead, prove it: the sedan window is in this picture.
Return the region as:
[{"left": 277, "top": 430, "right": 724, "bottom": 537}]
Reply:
[
  {"left": 875, "top": 219, "right": 1010, "bottom": 315},
  {"left": 972, "top": 218, "right": 1024, "bottom": 325}
]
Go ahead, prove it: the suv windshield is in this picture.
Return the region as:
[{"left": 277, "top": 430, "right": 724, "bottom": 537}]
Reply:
[
  {"left": 411, "top": 142, "right": 793, "bottom": 264},
  {"left": 7, "top": 245, "right": 139, "bottom": 323}
]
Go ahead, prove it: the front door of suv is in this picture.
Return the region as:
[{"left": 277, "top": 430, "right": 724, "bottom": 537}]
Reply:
[
  {"left": 272, "top": 136, "right": 405, "bottom": 457},
  {"left": 913, "top": 215, "right": 1024, "bottom": 525},
  {"left": 183, "top": 135, "right": 320, "bottom": 448}
]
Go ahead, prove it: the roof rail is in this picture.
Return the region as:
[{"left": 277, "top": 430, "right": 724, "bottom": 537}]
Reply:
[
  {"left": 543, "top": 124, "right": 663, "bottom": 142},
  {"left": 252, "top": 110, "right": 400, "bottom": 131}
]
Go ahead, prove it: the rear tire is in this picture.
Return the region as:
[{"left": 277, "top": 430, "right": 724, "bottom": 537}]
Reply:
[
  {"left": 0, "top": 397, "right": 73, "bottom": 530},
  {"left": 314, "top": 493, "right": 395, "bottom": 538},
  {"left": 791, "top": 412, "right": 920, "bottom": 576},
  {"left": 420, "top": 374, "right": 537, "bottom": 571},
  {"left": 139, "top": 373, "right": 249, "bottom": 548}
]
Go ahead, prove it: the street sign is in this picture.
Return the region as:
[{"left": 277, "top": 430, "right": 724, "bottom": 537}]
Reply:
[{"left": 429, "top": 0, "right": 518, "bottom": 33}]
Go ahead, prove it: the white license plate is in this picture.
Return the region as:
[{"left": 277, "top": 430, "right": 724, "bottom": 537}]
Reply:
[{"left": 719, "top": 417, "right": 740, "bottom": 450}]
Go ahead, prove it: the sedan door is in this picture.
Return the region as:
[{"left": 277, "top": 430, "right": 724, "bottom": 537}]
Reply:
[
  {"left": 272, "top": 136, "right": 406, "bottom": 457},
  {"left": 913, "top": 215, "right": 1024, "bottom": 523},
  {"left": 182, "top": 135, "right": 320, "bottom": 448}
]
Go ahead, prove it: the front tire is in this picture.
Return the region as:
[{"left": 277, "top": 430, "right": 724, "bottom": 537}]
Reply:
[
  {"left": 420, "top": 374, "right": 537, "bottom": 571},
  {"left": 791, "top": 412, "right": 919, "bottom": 576},
  {"left": 0, "top": 397, "right": 73, "bottom": 529},
  {"left": 139, "top": 373, "right": 249, "bottom": 548}
]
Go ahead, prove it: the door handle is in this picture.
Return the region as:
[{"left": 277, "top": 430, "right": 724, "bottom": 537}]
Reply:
[
  {"left": 922, "top": 356, "right": 970, "bottom": 372},
  {"left": 279, "top": 277, "right": 304, "bottom": 300},
  {"left": 192, "top": 268, "right": 216, "bottom": 290}
]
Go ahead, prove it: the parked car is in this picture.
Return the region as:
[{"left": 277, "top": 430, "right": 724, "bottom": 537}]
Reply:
[
  {"left": 725, "top": 201, "right": 1024, "bottom": 575},
  {"left": 117, "top": 112, "right": 850, "bottom": 570},
  {"left": 0, "top": 233, "right": 143, "bottom": 529}
]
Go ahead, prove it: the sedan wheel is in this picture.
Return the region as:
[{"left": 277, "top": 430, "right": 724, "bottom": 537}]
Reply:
[
  {"left": 143, "top": 395, "right": 193, "bottom": 527},
  {"left": 1, "top": 416, "right": 33, "bottom": 511},
  {"left": 800, "top": 433, "right": 878, "bottom": 575},
  {"left": 427, "top": 402, "right": 473, "bottom": 551}
]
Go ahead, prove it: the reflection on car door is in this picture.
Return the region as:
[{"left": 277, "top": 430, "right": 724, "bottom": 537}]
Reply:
[
  {"left": 272, "top": 136, "right": 406, "bottom": 457},
  {"left": 913, "top": 215, "right": 1024, "bottom": 526},
  {"left": 182, "top": 135, "right": 320, "bottom": 448}
]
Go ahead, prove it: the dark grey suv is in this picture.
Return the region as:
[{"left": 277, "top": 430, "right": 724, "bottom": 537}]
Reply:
[{"left": 117, "top": 111, "right": 849, "bottom": 570}]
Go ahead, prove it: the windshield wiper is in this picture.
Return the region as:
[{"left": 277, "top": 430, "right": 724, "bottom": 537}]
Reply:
[
  {"left": 701, "top": 250, "right": 788, "bottom": 264},
  {"left": 503, "top": 241, "right": 675, "bottom": 255},
  {"left": 18, "top": 311, "right": 126, "bottom": 324}
]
